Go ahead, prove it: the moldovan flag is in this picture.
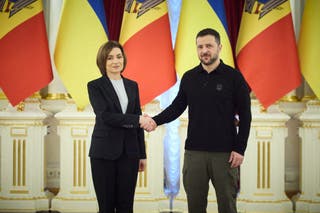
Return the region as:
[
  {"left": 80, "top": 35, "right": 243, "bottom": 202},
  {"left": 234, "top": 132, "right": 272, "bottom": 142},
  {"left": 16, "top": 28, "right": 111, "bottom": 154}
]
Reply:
[
  {"left": 236, "top": 0, "right": 301, "bottom": 108},
  {"left": 119, "top": 0, "right": 176, "bottom": 106},
  {"left": 54, "top": 0, "right": 108, "bottom": 109},
  {"left": 175, "top": 0, "right": 234, "bottom": 77},
  {"left": 0, "top": 0, "right": 53, "bottom": 106},
  {"left": 298, "top": 0, "right": 320, "bottom": 99}
]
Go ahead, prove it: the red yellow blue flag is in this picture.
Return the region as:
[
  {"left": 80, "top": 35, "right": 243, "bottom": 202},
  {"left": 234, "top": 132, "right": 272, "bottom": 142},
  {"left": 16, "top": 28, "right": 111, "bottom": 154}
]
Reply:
[
  {"left": 175, "top": 0, "right": 234, "bottom": 77},
  {"left": 0, "top": 0, "right": 53, "bottom": 106},
  {"left": 236, "top": 0, "right": 301, "bottom": 108},
  {"left": 119, "top": 0, "right": 176, "bottom": 106},
  {"left": 298, "top": 0, "right": 320, "bottom": 99},
  {"left": 54, "top": 0, "right": 108, "bottom": 109}
]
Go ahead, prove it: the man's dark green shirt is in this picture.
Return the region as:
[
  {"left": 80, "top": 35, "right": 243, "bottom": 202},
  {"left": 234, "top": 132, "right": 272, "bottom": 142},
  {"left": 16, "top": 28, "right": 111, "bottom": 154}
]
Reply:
[{"left": 153, "top": 60, "right": 252, "bottom": 155}]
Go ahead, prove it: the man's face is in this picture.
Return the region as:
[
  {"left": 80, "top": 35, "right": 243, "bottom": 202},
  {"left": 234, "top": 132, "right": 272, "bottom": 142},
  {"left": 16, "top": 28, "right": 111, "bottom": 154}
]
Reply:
[{"left": 196, "top": 35, "right": 221, "bottom": 66}]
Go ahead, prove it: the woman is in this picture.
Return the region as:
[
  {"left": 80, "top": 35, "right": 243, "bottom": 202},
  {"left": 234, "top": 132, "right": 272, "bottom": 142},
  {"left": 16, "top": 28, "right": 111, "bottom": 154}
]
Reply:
[{"left": 87, "top": 41, "right": 150, "bottom": 213}]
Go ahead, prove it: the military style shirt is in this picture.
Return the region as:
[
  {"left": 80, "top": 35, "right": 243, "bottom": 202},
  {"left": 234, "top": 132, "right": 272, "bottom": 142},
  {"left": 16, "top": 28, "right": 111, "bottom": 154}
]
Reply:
[{"left": 153, "top": 61, "right": 252, "bottom": 155}]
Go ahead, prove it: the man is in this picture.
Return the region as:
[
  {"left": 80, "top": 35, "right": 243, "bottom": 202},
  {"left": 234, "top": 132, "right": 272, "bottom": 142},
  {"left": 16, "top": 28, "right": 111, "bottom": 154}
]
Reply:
[{"left": 142, "top": 28, "right": 252, "bottom": 213}]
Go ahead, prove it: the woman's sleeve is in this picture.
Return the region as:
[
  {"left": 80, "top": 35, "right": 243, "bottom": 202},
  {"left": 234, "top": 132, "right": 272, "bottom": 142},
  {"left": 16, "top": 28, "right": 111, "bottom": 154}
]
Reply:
[
  {"left": 134, "top": 83, "right": 146, "bottom": 159},
  {"left": 87, "top": 81, "right": 140, "bottom": 128}
]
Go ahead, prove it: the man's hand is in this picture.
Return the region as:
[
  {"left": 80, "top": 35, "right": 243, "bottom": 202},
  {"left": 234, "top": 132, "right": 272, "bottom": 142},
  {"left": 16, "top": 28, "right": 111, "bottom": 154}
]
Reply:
[
  {"left": 229, "top": 151, "right": 244, "bottom": 168},
  {"left": 139, "top": 114, "right": 157, "bottom": 132}
]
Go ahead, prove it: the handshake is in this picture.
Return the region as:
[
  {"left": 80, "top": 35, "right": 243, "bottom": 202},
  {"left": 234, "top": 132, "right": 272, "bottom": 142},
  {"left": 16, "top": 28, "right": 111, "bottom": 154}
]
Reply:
[{"left": 139, "top": 114, "right": 157, "bottom": 132}]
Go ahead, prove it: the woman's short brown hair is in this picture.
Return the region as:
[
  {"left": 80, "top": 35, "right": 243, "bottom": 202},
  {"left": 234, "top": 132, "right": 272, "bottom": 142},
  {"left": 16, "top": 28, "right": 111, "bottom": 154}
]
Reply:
[{"left": 96, "top": 40, "right": 127, "bottom": 75}]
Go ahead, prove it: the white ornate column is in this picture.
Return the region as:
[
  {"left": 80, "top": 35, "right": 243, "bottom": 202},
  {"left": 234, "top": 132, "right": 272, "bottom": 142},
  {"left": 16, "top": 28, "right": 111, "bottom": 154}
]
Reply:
[
  {"left": 238, "top": 100, "right": 292, "bottom": 213},
  {"left": 51, "top": 106, "right": 97, "bottom": 213},
  {"left": 297, "top": 100, "right": 320, "bottom": 213},
  {"left": 0, "top": 89, "right": 9, "bottom": 111},
  {"left": 0, "top": 103, "right": 48, "bottom": 212}
]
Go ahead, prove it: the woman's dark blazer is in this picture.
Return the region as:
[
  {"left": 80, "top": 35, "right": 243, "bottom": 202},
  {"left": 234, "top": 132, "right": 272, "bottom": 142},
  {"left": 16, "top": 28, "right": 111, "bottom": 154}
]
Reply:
[{"left": 87, "top": 75, "right": 146, "bottom": 160}]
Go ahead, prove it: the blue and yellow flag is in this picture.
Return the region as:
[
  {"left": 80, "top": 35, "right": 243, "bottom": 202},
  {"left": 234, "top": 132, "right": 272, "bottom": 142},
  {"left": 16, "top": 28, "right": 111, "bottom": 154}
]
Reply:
[
  {"left": 54, "top": 0, "right": 108, "bottom": 109},
  {"left": 175, "top": 0, "right": 234, "bottom": 77},
  {"left": 298, "top": 0, "right": 320, "bottom": 99}
]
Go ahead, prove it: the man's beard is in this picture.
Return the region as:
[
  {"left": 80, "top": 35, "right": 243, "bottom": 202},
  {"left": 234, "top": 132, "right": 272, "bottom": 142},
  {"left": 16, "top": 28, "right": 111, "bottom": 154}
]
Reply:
[{"left": 200, "top": 55, "right": 218, "bottom": 66}]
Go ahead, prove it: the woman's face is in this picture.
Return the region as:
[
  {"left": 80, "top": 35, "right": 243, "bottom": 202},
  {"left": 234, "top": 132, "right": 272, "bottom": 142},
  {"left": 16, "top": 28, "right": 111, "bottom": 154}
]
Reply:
[{"left": 105, "top": 47, "right": 124, "bottom": 76}]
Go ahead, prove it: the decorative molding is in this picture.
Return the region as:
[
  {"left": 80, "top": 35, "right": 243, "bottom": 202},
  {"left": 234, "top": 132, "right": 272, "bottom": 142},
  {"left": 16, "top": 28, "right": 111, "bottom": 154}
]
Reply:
[
  {"left": 44, "top": 93, "right": 71, "bottom": 100},
  {"left": 9, "top": 190, "right": 29, "bottom": 194}
]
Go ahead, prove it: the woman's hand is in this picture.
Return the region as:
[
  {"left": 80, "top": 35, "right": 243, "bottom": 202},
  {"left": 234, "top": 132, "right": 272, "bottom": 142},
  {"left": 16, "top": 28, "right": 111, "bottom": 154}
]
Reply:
[
  {"left": 139, "top": 114, "right": 157, "bottom": 132},
  {"left": 139, "top": 159, "right": 147, "bottom": 172}
]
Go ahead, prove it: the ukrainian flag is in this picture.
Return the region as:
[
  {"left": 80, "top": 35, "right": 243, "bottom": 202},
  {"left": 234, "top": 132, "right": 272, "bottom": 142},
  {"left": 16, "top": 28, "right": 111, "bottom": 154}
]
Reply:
[
  {"left": 298, "top": 0, "right": 320, "bottom": 99},
  {"left": 175, "top": 0, "right": 234, "bottom": 77},
  {"left": 54, "top": 0, "right": 108, "bottom": 109}
]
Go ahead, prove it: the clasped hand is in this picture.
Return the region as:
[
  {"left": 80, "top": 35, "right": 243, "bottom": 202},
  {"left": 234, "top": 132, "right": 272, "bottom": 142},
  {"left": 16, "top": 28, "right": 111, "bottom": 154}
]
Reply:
[{"left": 139, "top": 114, "right": 157, "bottom": 132}]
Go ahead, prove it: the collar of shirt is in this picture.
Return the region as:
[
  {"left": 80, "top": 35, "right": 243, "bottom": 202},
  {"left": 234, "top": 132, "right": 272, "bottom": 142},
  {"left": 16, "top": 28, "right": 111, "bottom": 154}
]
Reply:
[{"left": 197, "top": 60, "right": 225, "bottom": 75}]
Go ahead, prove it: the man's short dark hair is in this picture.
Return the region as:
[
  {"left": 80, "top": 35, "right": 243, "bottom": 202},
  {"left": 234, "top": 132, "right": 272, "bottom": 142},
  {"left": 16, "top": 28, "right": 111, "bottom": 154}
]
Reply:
[{"left": 196, "top": 28, "right": 221, "bottom": 44}]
